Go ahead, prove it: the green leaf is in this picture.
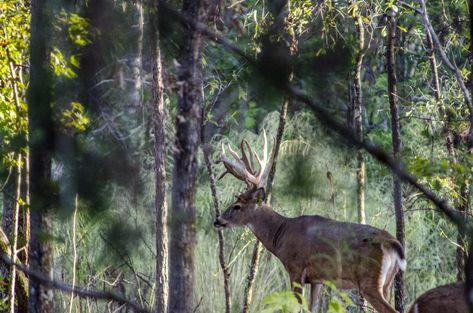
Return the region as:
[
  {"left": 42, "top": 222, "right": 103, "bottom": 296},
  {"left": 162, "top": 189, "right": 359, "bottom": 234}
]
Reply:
[
  {"left": 381, "top": 26, "right": 387, "bottom": 38},
  {"left": 398, "top": 25, "right": 408, "bottom": 33}
]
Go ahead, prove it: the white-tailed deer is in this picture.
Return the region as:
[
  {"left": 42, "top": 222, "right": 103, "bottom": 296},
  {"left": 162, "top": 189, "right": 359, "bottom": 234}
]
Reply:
[
  {"left": 214, "top": 133, "right": 406, "bottom": 313},
  {"left": 408, "top": 282, "right": 467, "bottom": 313}
]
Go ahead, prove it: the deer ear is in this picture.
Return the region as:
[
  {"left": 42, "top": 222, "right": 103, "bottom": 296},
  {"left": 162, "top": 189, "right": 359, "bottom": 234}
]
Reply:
[{"left": 251, "top": 187, "right": 266, "bottom": 203}]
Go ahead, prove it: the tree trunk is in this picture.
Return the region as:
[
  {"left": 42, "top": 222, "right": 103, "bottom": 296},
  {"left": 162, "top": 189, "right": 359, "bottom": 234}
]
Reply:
[
  {"left": 28, "top": 0, "right": 54, "bottom": 311},
  {"left": 168, "top": 1, "right": 207, "bottom": 312},
  {"left": 9, "top": 153, "right": 22, "bottom": 313},
  {"left": 149, "top": 2, "right": 169, "bottom": 312},
  {"left": 350, "top": 0, "right": 366, "bottom": 225},
  {"left": 130, "top": 0, "right": 144, "bottom": 109},
  {"left": 386, "top": 5, "right": 404, "bottom": 313}
]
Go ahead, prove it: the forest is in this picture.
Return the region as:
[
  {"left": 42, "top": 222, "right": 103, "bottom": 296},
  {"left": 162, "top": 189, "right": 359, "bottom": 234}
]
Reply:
[{"left": 0, "top": 0, "right": 472, "bottom": 312}]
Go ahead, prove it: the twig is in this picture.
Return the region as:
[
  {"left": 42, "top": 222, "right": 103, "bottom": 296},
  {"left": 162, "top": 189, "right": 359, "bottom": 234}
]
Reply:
[
  {"left": 68, "top": 194, "right": 79, "bottom": 313},
  {"left": 0, "top": 253, "right": 150, "bottom": 313},
  {"left": 193, "top": 296, "right": 204, "bottom": 313},
  {"left": 0, "top": 165, "right": 13, "bottom": 192},
  {"left": 398, "top": 1, "right": 422, "bottom": 14},
  {"left": 416, "top": 0, "right": 472, "bottom": 113}
]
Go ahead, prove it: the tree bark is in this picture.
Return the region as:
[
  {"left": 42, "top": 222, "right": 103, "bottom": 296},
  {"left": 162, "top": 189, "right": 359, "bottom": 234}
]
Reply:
[
  {"left": 149, "top": 2, "right": 169, "bottom": 312},
  {"left": 168, "top": 1, "right": 207, "bottom": 312},
  {"left": 350, "top": 0, "right": 366, "bottom": 225},
  {"left": 386, "top": 5, "right": 405, "bottom": 313},
  {"left": 27, "top": 0, "right": 54, "bottom": 311}
]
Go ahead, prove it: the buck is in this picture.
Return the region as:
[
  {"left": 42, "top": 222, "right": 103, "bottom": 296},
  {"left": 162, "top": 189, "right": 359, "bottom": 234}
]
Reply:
[
  {"left": 214, "top": 133, "right": 406, "bottom": 313},
  {"left": 408, "top": 282, "right": 468, "bottom": 313}
]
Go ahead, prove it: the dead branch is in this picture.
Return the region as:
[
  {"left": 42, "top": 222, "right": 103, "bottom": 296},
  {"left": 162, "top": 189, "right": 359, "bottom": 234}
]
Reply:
[{"left": 0, "top": 253, "right": 150, "bottom": 313}]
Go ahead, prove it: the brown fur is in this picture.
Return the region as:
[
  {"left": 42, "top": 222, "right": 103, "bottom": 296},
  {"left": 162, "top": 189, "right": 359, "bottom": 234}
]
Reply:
[
  {"left": 408, "top": 283, "right": 468, "bottom": 313},
  {"left": 215, "top": 189, "right": 405, "bottom": 313}
]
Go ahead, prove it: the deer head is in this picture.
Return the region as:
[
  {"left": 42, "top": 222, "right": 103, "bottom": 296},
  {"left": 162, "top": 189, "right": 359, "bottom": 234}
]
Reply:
[{"left": 214, "top": 131, "right": 275, "bottom": 229}]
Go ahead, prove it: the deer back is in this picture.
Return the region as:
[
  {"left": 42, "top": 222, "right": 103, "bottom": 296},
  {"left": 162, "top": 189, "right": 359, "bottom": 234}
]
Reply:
[{"left": 408, "top": 283, "right": 468, "bottom": 313}]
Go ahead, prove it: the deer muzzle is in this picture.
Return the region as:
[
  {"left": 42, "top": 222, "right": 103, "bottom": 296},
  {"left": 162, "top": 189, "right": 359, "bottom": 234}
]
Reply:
[{"left": 214, "top": 217, "right": 228, "bottom": 229}]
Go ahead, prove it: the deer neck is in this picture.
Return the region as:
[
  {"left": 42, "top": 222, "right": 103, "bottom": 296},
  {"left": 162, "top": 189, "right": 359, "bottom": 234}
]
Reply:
[{"left": 246, "top": 205, "right": 288, "bottom": 255}]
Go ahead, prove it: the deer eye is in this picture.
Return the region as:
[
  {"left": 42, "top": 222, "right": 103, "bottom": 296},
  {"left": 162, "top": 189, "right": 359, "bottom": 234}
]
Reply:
[{"left": 233, "top": 204, "right": 241, "bottom": 211}]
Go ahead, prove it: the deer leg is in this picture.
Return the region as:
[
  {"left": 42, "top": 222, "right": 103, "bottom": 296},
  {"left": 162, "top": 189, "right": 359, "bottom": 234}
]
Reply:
[
  {"left": 289, "top": 269, "right": 307, "bottom": 304},
  {"left": 363, "top": 289, "right": 398, "bottom": 313},
  {"left": 309, "top": 283, "right": 322, "bottom": 313},
  {"left": 383, "top": 269, "right": 396, "bottom": 301}
]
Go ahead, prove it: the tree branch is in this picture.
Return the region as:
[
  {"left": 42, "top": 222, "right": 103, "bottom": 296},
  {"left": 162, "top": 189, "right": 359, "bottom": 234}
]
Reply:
[
  {"left": 0, "top": 253, "right": 150, "bottom": 313},
  {"left": 159, "top": 2, "right": 465, "bottom": 231},
  {"left": 416, "top": 0, "right": 472, "bottom": 113}
]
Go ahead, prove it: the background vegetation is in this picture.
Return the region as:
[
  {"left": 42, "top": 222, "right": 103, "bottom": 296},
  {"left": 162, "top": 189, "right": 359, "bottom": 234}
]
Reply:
[{"left": 0, "top": 0, "right": 471, "bottom": 312}]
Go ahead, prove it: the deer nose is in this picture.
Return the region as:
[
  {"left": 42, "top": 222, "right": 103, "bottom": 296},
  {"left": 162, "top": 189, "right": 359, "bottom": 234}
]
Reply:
[{"left": 214, "top": 218, "right": 227, "bottom": 228}]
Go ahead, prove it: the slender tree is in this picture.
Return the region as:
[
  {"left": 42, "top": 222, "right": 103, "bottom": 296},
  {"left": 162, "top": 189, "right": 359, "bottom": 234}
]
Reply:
[
  {"left": 201, "top": 116, "right": 231, "bottom": 313},
  {"left": 27, "top": 0, "right": 54, "bottom": 311},
  {"left": 9, "top": 153, "right": 22, "bottom": 313},
  {"left": 149, "top": 1, "right": 169, "bottom": 312},
  {"left": 241, "top": 2, "right": 295, "bottom": 311},
  {"left": 349, "top": 0, "right": 366, "bottom": 225},
  {"left": 168, "top": 0, "right": 207, "bottom": 312},
  {"left": 241, "top": 99, "right": 289, "bottom": 313},
  {"left": 386, "top": 4, "right": 405, "bottom": 312}
]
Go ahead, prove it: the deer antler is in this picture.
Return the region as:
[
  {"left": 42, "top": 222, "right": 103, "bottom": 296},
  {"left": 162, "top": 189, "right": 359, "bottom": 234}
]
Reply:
[{"left": 220, "top": 130, "right": 276, "bottom": 189}]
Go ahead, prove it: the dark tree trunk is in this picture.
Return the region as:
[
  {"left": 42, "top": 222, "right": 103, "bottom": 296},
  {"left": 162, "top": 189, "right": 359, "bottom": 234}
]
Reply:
[
  {"left": 386, "top": 6, "right": 405, "bottom": 313},
  {"left": 150, "top": 2, "right": 169, "bottom": 312},
  {"left": 27, "top": 0, "right": 54, "bottom": 311},
  {"left": 168, "top": 1, "right": 207, "bottom": 312}
]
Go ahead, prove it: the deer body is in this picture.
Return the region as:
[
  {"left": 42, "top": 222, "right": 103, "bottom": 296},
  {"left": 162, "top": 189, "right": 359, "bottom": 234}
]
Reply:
[
  {"left": 408, "top": 283, "right": 467, "bottom": 313},
  {"left": 215, "top": 133, "right": 405, "bottom": 313},
  {"left": 247, "top": 206, "right": 403, "bottom": 288},
  {"left": 217, "top": 201, "right": 405, "bottom": 313}
]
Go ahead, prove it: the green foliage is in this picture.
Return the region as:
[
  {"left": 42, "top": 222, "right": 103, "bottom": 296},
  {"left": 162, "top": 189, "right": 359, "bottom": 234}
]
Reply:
[
  {"left": 50, "top": 47, "right": 77, "bottom": 78},
  {"left": 1, "top": 0, "right": 469, "bottom": 312},
  {"left": 324, "top": 281, "right": 355, "bottom": 313},
  {"left": 58, "top": 101, "right": 90, "bottom": 133},
  {"left": 60, "top": 11, "right": 92, "bottom": 47},
  {"left": 0, "top": 0, "right": 29, "bottom": 189},
  {"left": 261, "top": 288, "right": 309, "bottom": 313}
]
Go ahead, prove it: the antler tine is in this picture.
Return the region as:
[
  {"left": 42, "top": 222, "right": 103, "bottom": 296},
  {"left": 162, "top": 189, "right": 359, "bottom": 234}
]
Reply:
[
  {"left": 218, "top": 134, "right": 276, "bottom": 189},
  {"left": 241, "top": 140, "right": 255, "bottom": 175},
  {"left": 259, "top": 137, "right": 276, "bottom": 185},
  {"left": 226, "top": 143, "right": 241, "bottom": 161},
  {"left": 262, "top": 129, "right": 268, "bottom": 166},
  {"left": 220, "top": 141, "right": 259, "bottom": 187},
  {"left": 251, "top": 130, "right": 268, "bottom": 179}
]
